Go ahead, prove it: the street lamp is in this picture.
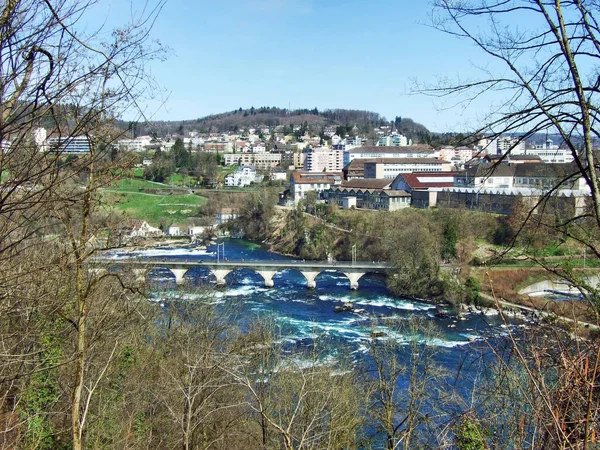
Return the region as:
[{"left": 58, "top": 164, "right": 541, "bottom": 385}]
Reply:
[{"left": 216, "top": 241, "right": 225, "bottom": 263}]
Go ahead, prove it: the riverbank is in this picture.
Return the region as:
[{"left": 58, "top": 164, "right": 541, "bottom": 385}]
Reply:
[{"left": 115, "top": 237, "right": 599, "bottom": 331}]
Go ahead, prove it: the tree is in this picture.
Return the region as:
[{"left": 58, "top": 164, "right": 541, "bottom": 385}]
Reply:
[
  {"left": 0, "top": 0, "right": 165, "bottom": 448},
  {"left": 427, "top": 2, "right": 600, "bottom": 447},
  {"left": 229, "top": 324, "right": 365, "bottom": 450},
  {"left": 428, "top": 1, "right": 600, "bottom": 266},
  {"left": 172, "top": 137, "right": 190, "bottom": 169},
  {"left": 365, "top": 317, "right": 452, "bottom": 449}
]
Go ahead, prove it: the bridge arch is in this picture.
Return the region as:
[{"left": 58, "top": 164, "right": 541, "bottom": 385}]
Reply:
[
  {"left": 224, "top": 268, "right": 266, "bottom": 287},
  {"left": 184, "top": 266, "right": 217, "bottom": 286},
  {"left": 272, "top": 268, "right": 310, "bottom": 288}
]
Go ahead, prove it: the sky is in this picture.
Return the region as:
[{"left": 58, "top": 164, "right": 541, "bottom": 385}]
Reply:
[{"left": 85, "top": 0, "right": 513, "bottom": 133}]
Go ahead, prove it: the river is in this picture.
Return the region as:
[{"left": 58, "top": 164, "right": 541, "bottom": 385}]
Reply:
[{"left": 108, "top": 238, "right": 522, "bottom": 369}]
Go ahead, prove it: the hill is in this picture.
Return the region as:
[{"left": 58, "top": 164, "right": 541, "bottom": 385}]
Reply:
[{"left": 123, "top": 107, "right": 390, "bottom": 136}]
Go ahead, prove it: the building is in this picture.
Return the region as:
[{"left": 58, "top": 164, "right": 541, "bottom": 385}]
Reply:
[
  {"left": 524, "top": 139, "right": 574, "bottom": 163},
  {"left": 216, "top": 208, "right": 237, "bottom": 226},
  {"left": 433, "top": 162, "right": 590, "bottom": 214},
  {"left": 363, "top": 158, "right": 452, "bottom": 179},
  {"left": 117, "top": 135, "right": 153, "bottom": 152},
  {"left": 223, "top": 152, "right": 281, "bottom": 170},
  {"left": 454, "top": 163, "right": 516, "bottom": 189},
  {"left": 439, "top": 146, "right": 475, "bottom": 163},
  {"left": 377, "top": 133, "right": 408, "bottom": 147},
  {"left": 224, "top": 166, "right": 263, "bottom": 187},
  {"left": 289, "top": 171, "right": 343, "bottom": 204},
  {"left": 33, "top": 127, "right": 47, "bottom": 152},
  {"left": 391, "top": 172, "right": 458, "bottom": 208},
  {"left": 325, "top": 179, "right": 411, "bottom": 211},
  {"left": 437, "top": 186, "right": 588, "bottom": 216},
  {"left": 512, "top": 162, "right": 587, "bottom": 190},
  {"left": 48, "top": 135, "right": 91, "bottom": 154},
  {"left": 342, "top": 159, "right": 367, "bottom": 180},
  {"left": 303, "top": 147, "right": 344, "bottom": 172},
  {"left": 188, "top": 226, "right": 207, "bottom": 236},
  {"left": 167, "top": 225, "right": 181, "bottom": 236},
  {"left": 486, "top": 154, "right": 543, "bottom": 164},
  {"left": 269, "top": 168, "right": 288, "bottom": 181},
  {"left": 125, "top": 220, "right": 163, "bottom": 238},
  {"left": 344, "top": 145, "right": 438, "bottom": 165}
]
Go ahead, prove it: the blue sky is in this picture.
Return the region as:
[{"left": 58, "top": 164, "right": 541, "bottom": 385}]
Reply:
[{"left": 89, "top": 0, "right": 506, "bottom": 132}]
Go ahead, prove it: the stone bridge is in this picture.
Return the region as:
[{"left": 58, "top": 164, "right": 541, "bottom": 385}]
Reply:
[{"left": 91, "top": 259, "right": 394, "bottom": 290}]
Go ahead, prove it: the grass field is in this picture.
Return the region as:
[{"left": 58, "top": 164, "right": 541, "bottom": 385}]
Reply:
[
  {"left": 103, "top": 178, "right": 207, "bottom": 224},
  {"left": 105, "top": 191, "right": 206, "bottom": 224}
]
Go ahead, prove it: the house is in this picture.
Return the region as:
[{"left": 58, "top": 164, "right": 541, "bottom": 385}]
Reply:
[
  {"left": 288, "top": 171, "right": 343, "bottom": 204},
  {"left": 188, "top": 226, "right": 207, "bottom": 236},
  {"left": 167, "top": 225, "right": 181, "bottom": 236},
  {"left": 126, "top": 220, "right": 163, "bottom": 238},
  {"left": 224, "top": 165, "right": 263, "bottom": 187},
  {"left": 216, "top": 208, "right": 237, "bottom": 226},
  {"left": 269, "top": 168, "right": 288, "bottom": 181}
]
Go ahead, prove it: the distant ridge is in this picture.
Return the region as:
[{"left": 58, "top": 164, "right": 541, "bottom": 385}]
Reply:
[
  {"left": 125, "top": 107, "right": 389, "bottom": 135},
  {"left": 114, "top": 107, "right": 442, "bottom": 144}
]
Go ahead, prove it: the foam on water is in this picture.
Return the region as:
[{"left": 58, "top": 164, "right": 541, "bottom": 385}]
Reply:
[
  {"left": 214, "top": 284, "right": 267, "bottom": 298},
  {"left": 109, "top": 247, "right": 210, "bottom": 259},
  {"left": 354, "top": 297, "right": 436, "bottom": 311}
]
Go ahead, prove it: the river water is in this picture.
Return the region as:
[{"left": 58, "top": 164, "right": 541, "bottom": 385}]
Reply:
[{"left": 108, "top": 239, "right": 521, "bottom": 371}]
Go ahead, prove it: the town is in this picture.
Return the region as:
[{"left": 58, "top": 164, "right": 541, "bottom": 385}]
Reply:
[{"left": 25, "top": 115, "right": 587, "bottom": 235}]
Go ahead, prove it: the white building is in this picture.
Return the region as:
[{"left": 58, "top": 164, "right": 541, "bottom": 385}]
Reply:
[
  {"left": 224, "top": 166, "right": 263, "bottom": 187},
  {"left": 128, "top": 220, "right": 163, "bottom": 238},
  {"left": 223, "top": 152, "right": 281, "bottom": 170},
  {"left": 289, "top": 171, "right": 343, "bottom": 204},
  {"left": 480, "top": 136, "right": 526, "bottom": 156},
  {"left": 188, "top": 226, "right": 207, "bottom": 236},
  {"left": 377, "top": 133, "right": 408, "bottom": 147},
  {"left": 48, "top": 135, "right": 91, "bottom": 154},
  {"left": 525, "top": 139, "right": 574, "bottom": 163},
  {"left": 344, "top": 145, "right": 439, "bottom": 165},
  {"left": 117, "top": 135, "right": 153, "bottom": 152},
  {"left": 363, "top": 158, "right": 453, "bottom": 179},
  {"left": 167, "top": 226, "right": 181, "bottom": 236},
  {"left": 33, "top": 127, "right": 47, "bottom": 152},
  {"left": 216, "top": 208, "right": 237, "bottom": 226}
]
